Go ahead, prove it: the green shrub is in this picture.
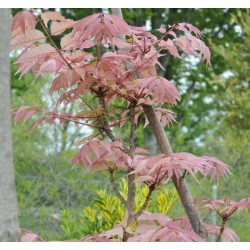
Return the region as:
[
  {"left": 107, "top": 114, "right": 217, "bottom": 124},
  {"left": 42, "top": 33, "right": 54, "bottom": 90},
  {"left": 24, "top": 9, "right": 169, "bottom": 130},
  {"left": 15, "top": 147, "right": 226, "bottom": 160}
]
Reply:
[{"left": 59, "top": 179, "right": 178, "bottom": 240}]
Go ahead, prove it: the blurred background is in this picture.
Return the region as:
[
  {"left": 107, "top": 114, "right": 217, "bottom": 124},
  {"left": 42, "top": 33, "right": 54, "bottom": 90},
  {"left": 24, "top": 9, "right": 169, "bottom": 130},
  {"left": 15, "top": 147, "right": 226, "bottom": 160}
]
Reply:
[{"left": 10, "top": 8, "right": 250, "bottom": 241}]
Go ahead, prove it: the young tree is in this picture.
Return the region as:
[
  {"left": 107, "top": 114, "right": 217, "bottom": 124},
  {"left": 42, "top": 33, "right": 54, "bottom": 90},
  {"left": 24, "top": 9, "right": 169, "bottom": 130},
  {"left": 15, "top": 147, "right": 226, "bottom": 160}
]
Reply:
[
  {"left": 11, "top": 9, "right": 250, "bottom": 242},
  {"left": 0, "top": 8, "right": 20, "bottom": 241}
]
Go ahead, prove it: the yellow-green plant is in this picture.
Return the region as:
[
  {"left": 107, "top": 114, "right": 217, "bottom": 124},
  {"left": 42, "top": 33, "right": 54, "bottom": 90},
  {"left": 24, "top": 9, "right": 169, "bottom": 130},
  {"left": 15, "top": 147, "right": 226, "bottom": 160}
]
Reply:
[{"left": 59, "top": 179, "right": 178, "bottom": 239}]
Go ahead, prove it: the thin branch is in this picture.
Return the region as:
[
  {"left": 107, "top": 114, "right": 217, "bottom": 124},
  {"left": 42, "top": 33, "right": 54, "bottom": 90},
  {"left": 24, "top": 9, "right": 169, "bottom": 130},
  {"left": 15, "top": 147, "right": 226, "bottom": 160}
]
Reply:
[
  {"left": 226, "top": 207, "right": 238, "bottom": 218},
  {"left": 125, "top": 173, "right": 136, "bottom": 217},
  {"left": 97, "top": 90, "right": 116, "bottom": 142},
  {"left": 152, "top": 24, "right": 178, "bottom": 47},
  {"left": 36, "top": 17, "right": 72, "bottom": 69},
  {"left": 109, "top": 117, "right": 130, "bottom": 128},
  {"left": 37, "top": 110, "right": 98, "bottom": 128},
  {"left": 60, "top": 119, "right": 97, "bottom": 128},
  {"left": 134, "top": 185, "right": 155, "bottom": 220},
  {"left": 96, "top": 89, "right": 130, "bottom": 216},
  {"left": 127, "top": 104, "right": 137, "bottom": 207},
  {"left": 128, "top": 104, "right": 136, "bottom": 157},
  {"left": 216, "top": 218, "right": 227, "bottom": 242},
  {"left": 216, "top": 206, "right": 238, "bottom": 242},
  {"left": 182, "top": 170, "right": 187, "bottom": 179},
  {"left": 214, "top": 208, "right": 223, "bottom": 218},
  {"left": 110, "top": 8, "right": 154, "bottom": 242},
  {"left": 76, "top": 94, "right": 94, "bottom": 110},
  {"left": 109, "top": 169, "right": 126, "bottom": 205},
  {"left": 122, "top": 103, "right": 137, "bottom": 242},
  {"left": 96, "top": 42, "right": 101, "bottom": 63}
]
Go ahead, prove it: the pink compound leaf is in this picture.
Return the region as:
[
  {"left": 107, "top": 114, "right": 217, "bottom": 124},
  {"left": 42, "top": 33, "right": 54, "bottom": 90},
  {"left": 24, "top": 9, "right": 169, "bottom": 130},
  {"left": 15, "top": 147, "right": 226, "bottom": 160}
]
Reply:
[
  {"left": 72, "top": 13, "right": 131, "bottom": 43},
  {"left": 72, "top": 140, "right": 129, "bottom": 171},
  {"left": 132, "top": 152, "right": 230, "bottom": 186},
  {"left": 133, "top": 76, "right": 181, "bottom": 105}
]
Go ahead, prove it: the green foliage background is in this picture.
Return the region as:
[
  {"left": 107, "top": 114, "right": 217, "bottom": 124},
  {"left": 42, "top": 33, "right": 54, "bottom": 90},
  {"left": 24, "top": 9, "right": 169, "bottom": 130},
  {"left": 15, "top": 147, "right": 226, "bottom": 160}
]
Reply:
[{"left": 11, "top": 8, "right": 250, "bottom": 241}]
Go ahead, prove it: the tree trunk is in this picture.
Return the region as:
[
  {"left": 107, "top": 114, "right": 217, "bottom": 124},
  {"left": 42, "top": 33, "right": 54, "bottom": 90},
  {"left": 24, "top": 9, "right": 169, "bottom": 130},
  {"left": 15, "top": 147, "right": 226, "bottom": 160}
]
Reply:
[
  {"left": 0, "top": 8, "right": 20, "bottom": 241},
  {"left": 111, "top": 8, "right": 208, "bottom": 241},
  {"left": 142, "top": 105, "right": 208, "bottom": 240}
]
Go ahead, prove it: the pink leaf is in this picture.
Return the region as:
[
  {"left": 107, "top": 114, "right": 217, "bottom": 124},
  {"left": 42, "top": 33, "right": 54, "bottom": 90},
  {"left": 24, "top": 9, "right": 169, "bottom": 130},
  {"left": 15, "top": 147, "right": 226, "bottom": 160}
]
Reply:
[
  {"left": 237, "top": 198, "right": 250, "bottom": 210},
  {"left": 176, "top": 23, "right": 202, "bottom": 38},
  {"left": 174, "top": 36, "right": 211, "bottom": 65},
  {"left": 134, "top": 147, "right": 149, "bottom": 155},
  {"left": 51, "top": 19, "right": 76, "bottom": 35},
  {"left": 70, "top": 50, "right": 93, "bottom": 64},
  {"left": 195, "top": 196, "right": 250, "bottom": 218},
  {"left": 23, "top": 110, "right": 38, "bottom": 122},
  {"left": 11, "top": 29, "right": 46, "bottom": 50},
  {"left": 11, "top": 10, "right": 37, "bottom": 34},
  {"left": 174, "top": 36, "right": 197, "bottom": 56},
  {"left": 102, "top": 52, "right": 133, "bottom": 60},
  {"left": 138, "top": 212, "right": 171, "bottom": 225},
  {"left": 60, "top": 32, "right": 77, "bottom": 50},
  {"left": 221, "top": 227, "right": 240, "bottom": 242},
  {"left": 155, "top": 108, "right": 177, "bottom": 127},
  {"left": 20, "top": 228, "right": 44, "bottom": 242},
  {"left": 100, "top": 225, "right": 123, "bottom": 238},
  {"left": 80, "top": 39, "right": 96, "bottom": 49},
  {"left": 60, "top": 32, "right": 95, "bottom": 50},
  {"left": 132, "top": 152, "right": 229, "bottom": 186},
  {"left": 156, "top": 27, "right": 166, "bottom": 34},
  {"left": 15, "top": 44, "right": 57, "bottom": 64},
  {"left": 188, "top": 36, "right": 211, "bottom": 64},
  {"left": 41, "top": 11, "right": 65, "bottom": 27},
  {"left": 168, "top": 31, "right": 177, "bottom": 39},
  {"left": 21, "top": 233, "right": 39, "bottom": 242},
  {"left": 133, "top": 76, "right": 181, "bottom": 105},
  {"left": 112, "top": 38, "right": 132, "bottom": 49},
  {"left": 200, "top": 156, "right": 231, "bottom": 181},
  {"left": 14, "top": 110, "right": 26, "bottom": 125},
  {"left": 81, "top": 233, "right": 114, "bottom": 242},
  {"left": 72, "top": 140, "right": 127, "bottom": 171},
  {"left": 130, "top": 212, "right": 204, "bottom": 242},
  {"left": 29, "top": 118, "right": 45, "bottom": 131},
  {"left": 159, "top": 39, "right": 182, "bottom": 59},
  {"left": 49, "top": 68, "right": 85, "bottom": 93},
  {"left": 13, "top": 106, "right": 38, "bottom": 124}
]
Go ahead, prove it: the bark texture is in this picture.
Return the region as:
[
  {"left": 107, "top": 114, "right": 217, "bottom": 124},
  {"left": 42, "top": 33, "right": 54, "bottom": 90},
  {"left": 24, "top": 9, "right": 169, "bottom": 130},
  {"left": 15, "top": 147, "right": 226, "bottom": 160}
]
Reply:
[{"left": 0, "top": 9, "right": 20, "bottom": 242}]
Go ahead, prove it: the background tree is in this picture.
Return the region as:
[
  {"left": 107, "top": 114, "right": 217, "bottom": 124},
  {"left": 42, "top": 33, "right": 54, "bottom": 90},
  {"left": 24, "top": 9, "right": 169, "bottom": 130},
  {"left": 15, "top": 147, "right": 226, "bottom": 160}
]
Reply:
[
  {"left": 0, "top": 8, "right": 20, "bottom": 241},
  {"left": 198, "top": 10, "right": 250, "bottom": 239}
]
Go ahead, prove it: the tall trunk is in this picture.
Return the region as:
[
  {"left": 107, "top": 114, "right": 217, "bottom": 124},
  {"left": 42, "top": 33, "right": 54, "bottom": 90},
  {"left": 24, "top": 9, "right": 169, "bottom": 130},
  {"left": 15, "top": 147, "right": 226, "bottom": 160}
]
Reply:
[
  {"left": 111, "top": 8, "right": 208, "bottom": 241},
  {"left": 0, "top": 9, "right": 20, "bottom": 241},
  {"left": 142, "top": 105, "right": 208, "bottom": 240}
]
